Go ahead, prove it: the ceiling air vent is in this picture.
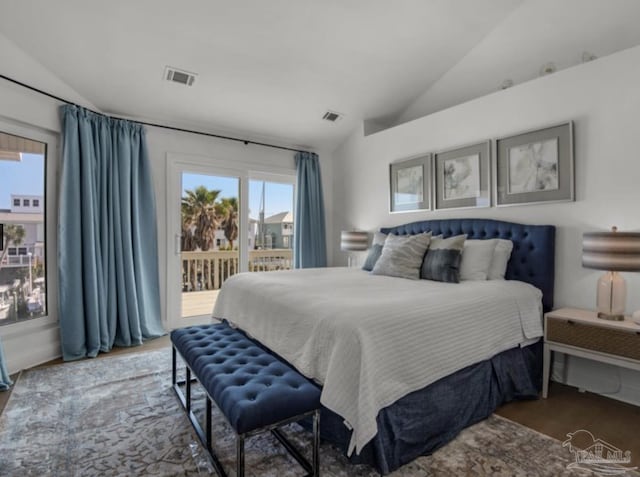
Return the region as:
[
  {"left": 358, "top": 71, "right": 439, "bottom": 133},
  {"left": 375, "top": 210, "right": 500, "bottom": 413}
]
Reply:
[
  {"left": 164, "top": 66, "right": 197, "bottom": 86},
  {"left": 322, "top": 110, "right": 343, "bottom": 122}
]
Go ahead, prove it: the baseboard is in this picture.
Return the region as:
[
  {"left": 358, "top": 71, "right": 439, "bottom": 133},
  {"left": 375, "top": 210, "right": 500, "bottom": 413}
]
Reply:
[{"left": 551, "top": 354, "right": 640, "bottom": 406}]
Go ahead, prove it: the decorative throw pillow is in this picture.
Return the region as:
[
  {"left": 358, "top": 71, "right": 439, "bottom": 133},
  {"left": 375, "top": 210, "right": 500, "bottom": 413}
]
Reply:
[
  {"left": 362, "top": 244, "right": 384, "bottom": 271},
  {"left": 372, "top": 231, "right": 387, "bottom": 246},
  {"left": 371, "top": 232, "right": 432, "bottom": 280},
  {"left": 460, "top": 239, "right": 498, "bottom": 281},
  {"left": 487, "top": 239, "right": 514, "bottom": 280},
  {"left": 421, "top": 234, "right": 467, "bottom": 283}
]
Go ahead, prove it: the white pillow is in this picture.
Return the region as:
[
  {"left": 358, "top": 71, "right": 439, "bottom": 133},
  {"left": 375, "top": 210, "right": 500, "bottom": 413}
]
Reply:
[
  {"left": 487, "top": 239, "right": 514, "bottom": 280},
  {"left": 460, "top": 239, "right": 498, "bottom": 280},
  {"left": 372, "top": 231, "right": 387, "bottom": 246}
]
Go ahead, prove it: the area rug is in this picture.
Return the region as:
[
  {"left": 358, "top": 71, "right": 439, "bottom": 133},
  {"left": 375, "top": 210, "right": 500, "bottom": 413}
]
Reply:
[{"left": 0, "top": 348, "right": 636, "bottom": 477}]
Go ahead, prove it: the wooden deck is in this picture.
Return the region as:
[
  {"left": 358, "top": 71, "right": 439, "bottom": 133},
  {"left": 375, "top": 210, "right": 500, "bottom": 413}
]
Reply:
[{"left": 181, "top": 290, "right": 220, "bottom": 318}]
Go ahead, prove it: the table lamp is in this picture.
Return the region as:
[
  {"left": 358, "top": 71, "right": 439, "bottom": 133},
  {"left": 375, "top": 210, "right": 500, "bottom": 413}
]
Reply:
[
  {"left": 340, "top": 231, "right": 368, "bottom": 267},
  {"left": 582, "top": 226, "right": 640, "bottom": 320}
]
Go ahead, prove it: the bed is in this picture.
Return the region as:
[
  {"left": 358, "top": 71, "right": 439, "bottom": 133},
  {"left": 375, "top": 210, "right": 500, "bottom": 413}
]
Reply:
[{"left": 212, "top": 218, "right": 555, "bottom": 474}]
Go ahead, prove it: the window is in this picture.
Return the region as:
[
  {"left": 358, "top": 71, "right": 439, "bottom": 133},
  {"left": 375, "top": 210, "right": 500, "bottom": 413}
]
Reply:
[{"left": 0, "top": 130, "right": 47, "bottom": 325}]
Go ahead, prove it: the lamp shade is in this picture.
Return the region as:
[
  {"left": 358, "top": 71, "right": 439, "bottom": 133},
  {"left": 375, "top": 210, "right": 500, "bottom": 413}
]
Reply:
[
  {"left": 582, "top": 227, "right": 640, "bottom": 271},
  {"left": 340, "top": 231, "right": 368, "bottom": 252}
]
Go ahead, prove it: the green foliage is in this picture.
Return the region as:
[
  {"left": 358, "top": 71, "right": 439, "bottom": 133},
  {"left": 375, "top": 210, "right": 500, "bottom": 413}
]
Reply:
[
  {"left": 0, "top": 224, "right": 26, "bottom": 271},
  {"left": 181, "top": 186, "right": 239, "bottom": 251}
]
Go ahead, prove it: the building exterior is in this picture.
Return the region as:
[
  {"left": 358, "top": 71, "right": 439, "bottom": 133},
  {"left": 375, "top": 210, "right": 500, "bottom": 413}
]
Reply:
[
  {"left": 214, "top": 219, "right": 257, "bottom": 250},
  {"left": 260, "top": 211, "right": 293, "bottom": 249},
  {"left": 0, "top": 194, "right": 45, "bottom": 273}
]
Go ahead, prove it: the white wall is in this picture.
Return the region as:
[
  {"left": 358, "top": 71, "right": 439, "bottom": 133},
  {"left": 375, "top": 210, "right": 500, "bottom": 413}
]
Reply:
[
  {"left": 0, "top": 33, "right": 333, "bottom": 373},
  {"left": 394, "top": 0, "right": 640, "bottom": 125},
  {"left": 331, "top": 44, "right": 640, "bottom": 405}
]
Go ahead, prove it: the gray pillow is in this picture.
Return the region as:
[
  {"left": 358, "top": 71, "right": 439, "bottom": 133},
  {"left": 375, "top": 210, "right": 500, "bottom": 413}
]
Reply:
[
  {"left": 421, "top": 234, "right": 467, "bottom": 283},
  {"left": 371, "top": 232, "right": 432, "bottom": 280},
  {"left": 362, "top": 244, "right": 384, "bottom": 271}
]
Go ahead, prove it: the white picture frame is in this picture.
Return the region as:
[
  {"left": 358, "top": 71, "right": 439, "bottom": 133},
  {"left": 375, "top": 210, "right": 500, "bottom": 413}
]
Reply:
[
  {"left": 496, "top": 122, "right": 574, "bottom": 206},
  {"left": 389, "top": 154, "right": 431, "bottom": 212}
]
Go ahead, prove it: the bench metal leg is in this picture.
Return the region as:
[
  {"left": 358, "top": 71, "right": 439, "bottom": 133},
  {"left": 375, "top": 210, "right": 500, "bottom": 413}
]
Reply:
[
  {"left": 186, "top": 367, "right": 192, "bottom": 413},
  {"left": 206, "top": 396, "right": 212, "bottom": 453},
  {"left": 172, "top": 347, "right": 177, "bottom": 386},
  {"left": 237, "top": 434, "right": 245, "bottom": 477},
  {"left": 312, "top": 410, "right": 320, "bottom": 477},
  {"left": 171, "top": 348, "right": 228, "bottom": 477},
  {"left": 172, "top": 345, "right": 320, "bottom": 477}
]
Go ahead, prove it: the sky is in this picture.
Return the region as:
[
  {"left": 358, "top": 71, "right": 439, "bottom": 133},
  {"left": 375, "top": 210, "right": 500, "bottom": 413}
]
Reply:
[
  {"left": 0, "top": 156, "right": 293, "bottom": 219},
  {"left": 182, "top": 173, "right": 294, "bottom": 220},
  {"left": 0, "top": 153, "right": 45, "bottom": 209}
]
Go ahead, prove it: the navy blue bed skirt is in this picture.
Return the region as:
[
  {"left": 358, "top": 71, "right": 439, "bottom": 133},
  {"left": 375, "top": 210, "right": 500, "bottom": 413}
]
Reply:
[{"left": 309, "top": 341, "right": 542, "bottom": 475}]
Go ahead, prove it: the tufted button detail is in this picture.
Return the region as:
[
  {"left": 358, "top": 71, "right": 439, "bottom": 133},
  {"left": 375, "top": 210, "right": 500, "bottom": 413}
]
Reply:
[
  {"left": 171, "top": 321, "right": 321, "bottom": 435},
  {"left": 377, "top": 218, "right": 554, "bottom": 312}
]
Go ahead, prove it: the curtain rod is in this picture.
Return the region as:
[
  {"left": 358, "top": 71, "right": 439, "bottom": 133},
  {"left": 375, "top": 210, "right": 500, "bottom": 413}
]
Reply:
[{"left": 0, "top": 73, "right": 307, "bottom": 154}]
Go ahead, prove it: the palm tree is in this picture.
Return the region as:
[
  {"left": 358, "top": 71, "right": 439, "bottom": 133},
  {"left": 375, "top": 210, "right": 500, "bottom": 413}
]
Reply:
[
  {"left": 216, "top": 197, "right": 239, "bottom": 250},
  {"left": 0, "top": 224, "right": 25, "bottom": 270},
  {"left": 181, "top": 186, "right": 221, "bottom": 251},
  {"left": 180, "top": 202, "right": 196, "bottom": 252}
]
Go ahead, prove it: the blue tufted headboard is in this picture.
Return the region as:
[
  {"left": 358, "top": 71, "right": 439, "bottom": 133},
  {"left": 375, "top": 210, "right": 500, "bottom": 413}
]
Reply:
[{"left": 380, "top": 218, "right": 556, "bottom": 312}]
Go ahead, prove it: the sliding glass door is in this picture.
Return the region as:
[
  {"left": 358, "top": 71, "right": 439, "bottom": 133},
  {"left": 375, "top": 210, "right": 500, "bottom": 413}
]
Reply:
[
  {"left": 167, "top": 158, "right": 295, "bottom": 329},
  {"left": 180, "top": 172, "right": 240, "bottom": 320},
  {"left": 167, "top": 161, "right": 246, "bottom": 329}
]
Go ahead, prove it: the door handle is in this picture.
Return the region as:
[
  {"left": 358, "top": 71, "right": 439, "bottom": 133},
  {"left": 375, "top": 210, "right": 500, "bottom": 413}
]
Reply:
[{"left": 175, "top": 233, "right": 181, "bottom": 255}]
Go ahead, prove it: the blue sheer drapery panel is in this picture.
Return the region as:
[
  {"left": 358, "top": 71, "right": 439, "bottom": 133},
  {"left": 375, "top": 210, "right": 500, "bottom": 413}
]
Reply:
[
  {"left": 0, "top": 337, "right": 12, "bottom": 390},
  {"left": 58, "top": 105, "right": 165, "bottom": 361},
  {"left": 293, "top": 151, "right": 327, "bottom": 268}
]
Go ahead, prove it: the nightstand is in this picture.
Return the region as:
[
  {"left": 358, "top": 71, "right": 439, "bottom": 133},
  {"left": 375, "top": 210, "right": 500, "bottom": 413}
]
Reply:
[{"left": 542, "top": 307, "right": 640, "bottom": 398}]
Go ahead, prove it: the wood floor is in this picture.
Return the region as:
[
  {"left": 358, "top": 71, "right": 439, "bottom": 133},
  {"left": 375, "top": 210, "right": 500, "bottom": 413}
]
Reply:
[
  {"left": 2, "top": 339, "right": 639, "bottom": 468},
  {"left": 497, "top": 382, "right": 640, "bottom": 467}
]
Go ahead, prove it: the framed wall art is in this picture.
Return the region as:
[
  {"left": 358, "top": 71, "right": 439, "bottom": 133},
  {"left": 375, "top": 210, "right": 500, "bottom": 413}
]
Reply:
[
  {"left": 434, "top": 141, "right": 490, "bottom": 210},
  {"left": 496, "top": 121, "right": 574, "bottom": 206},
  {"left": 389, "top": 154, "right": 431, "bottom": 212}
]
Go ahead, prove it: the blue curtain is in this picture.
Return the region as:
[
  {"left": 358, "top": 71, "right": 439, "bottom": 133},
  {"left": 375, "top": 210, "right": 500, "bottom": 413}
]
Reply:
[
  {"left": 294, "top": 151, "right": 327, "bottom": 268},
  {"left": 58, "top": 105, "right": 165, "bottom": 361},
  {"left": 0, "top": 336, "right": 12, "bottom": 391}
]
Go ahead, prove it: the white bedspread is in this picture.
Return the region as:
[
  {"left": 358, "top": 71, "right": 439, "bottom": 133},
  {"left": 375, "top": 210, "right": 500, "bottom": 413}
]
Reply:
[{"left": 212, "top": 267, "right": 543, "bottom": 455}]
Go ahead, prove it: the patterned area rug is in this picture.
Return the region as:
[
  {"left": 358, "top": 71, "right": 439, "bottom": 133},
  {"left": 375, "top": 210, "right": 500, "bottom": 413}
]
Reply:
[{"left": 0, "top": 348, "right": 637, "bottom": 476}]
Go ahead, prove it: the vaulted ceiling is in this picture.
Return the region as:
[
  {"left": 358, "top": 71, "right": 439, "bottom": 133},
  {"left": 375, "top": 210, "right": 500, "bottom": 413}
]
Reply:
[{"left": 2, "top": 0, "right": 639, "bottom": 151}]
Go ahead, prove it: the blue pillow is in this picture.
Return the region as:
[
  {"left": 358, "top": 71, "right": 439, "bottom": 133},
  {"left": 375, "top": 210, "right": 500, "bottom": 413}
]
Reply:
[{"left": 362, "top": 244, "right": 383, "bottom": 271}]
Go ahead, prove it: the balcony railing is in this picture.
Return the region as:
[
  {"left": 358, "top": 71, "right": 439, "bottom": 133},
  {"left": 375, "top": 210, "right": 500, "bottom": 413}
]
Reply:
[
  {"left": 0, "top": 255, "right": 33, "bottom": 267},
  {"left": 182, "top": 249, "right": 293, "bottom": 291}
]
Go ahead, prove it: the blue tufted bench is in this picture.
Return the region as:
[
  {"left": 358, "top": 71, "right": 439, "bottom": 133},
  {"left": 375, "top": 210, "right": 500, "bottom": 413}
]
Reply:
[{"left": 171, "top": 322, "right": 321, "bottom": 477}]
